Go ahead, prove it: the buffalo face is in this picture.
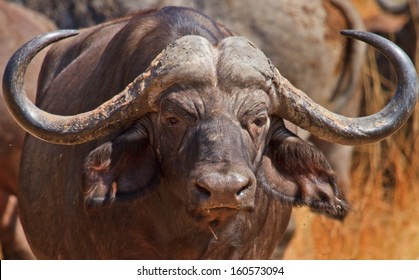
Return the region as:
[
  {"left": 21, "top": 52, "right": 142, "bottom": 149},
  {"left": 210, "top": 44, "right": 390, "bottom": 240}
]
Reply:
[
  {"left": 83, "top": 82, "right": 272, "bottom": 228},
  {"left": 81, "top": 36, "right": 351, "bottom": 227},
  {"left": 152, "top": 86, "right": 270, "bottom": 225}
]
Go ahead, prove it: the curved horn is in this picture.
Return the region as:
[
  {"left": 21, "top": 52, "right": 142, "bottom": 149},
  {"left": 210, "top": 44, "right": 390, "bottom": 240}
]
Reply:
[
  {"left": 274, "top": 30, "right": 418, "bottom": 145},
  {"left": 2, "top": 30, "right": 150, "bottom": 144},
  {"left": 2, "top": 31, "right": 216, "bottom": 145}
]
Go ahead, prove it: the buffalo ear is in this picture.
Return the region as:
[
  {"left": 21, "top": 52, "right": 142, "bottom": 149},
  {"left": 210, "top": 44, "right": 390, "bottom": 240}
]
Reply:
[
  {"left": 260, "top": 128, "right": 349, "bottom": 220},
  {"left": 82, "top": 127, "right": 159, "bottom": 208}
]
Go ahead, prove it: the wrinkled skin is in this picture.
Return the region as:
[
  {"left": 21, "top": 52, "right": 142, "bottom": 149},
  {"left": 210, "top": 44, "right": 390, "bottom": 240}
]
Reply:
[
  {"left": 17, "top": 7, "right": 347, "bottom": 259},
  {"left": 0, "top": 0, "right": 55, "bottom": 259}
]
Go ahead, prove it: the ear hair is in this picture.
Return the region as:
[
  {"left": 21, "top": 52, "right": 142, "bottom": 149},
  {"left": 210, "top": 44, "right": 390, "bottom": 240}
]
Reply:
[
  {"left": 82, "top": 125, "right": 159, "bottom": 209},
  {"left": 259, "top": 126, "right": 349, "bottom": 220}
]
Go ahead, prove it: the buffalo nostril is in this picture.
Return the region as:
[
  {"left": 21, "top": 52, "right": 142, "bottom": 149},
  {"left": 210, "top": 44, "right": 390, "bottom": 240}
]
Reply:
[
  {"left": 236, "top": 184, "right": 250, "bottom": 197},
  {"left": 193, "top": 172, "right": 255, "bottom": 207},
  {"left": 196, "top": 185, "right": 212, "bottom": 199}
]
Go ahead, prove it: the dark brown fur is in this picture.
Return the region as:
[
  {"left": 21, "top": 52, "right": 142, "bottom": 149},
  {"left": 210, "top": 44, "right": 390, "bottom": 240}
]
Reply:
[{"left": 17, "top": 7, "right": 347, "bottom": 259}]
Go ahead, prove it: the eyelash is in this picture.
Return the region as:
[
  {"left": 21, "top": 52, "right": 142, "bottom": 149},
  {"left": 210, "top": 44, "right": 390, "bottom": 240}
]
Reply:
[
  {"left": 253, "top": 116, "right": 267, "bottom": 127},
  {"left": 166, "top": 117, "right": 179, "bottom": 126},
  {"left": 163, "top": 110, "right": 196, "bottom": 127}
]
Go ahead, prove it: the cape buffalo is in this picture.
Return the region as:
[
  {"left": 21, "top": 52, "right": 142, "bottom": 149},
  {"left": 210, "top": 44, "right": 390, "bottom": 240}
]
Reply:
[
  {"left": 2, "top": 6, "right": 417, "bottom": 259},
  {"left": 12, "top": 0, "right": 367, "bottom": 192}
]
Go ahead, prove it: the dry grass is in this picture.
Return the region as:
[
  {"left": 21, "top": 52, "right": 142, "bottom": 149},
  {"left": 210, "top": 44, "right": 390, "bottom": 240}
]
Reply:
[{"left": 283, "top": 21, "right": 419, "bottom": 259}]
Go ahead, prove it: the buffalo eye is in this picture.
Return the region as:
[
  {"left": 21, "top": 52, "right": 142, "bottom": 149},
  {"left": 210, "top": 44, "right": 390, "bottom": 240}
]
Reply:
[
  {"left": 242, "top": 112, "right": 269, "bottom": 147},
  {"left": 166, "top": 116, "right": 180, "bottom": 126},
  {"left": 252, "top": 116, "right": 268, "bottom": 128},
  {"left": 161, "top": 99, "right": 196, "bottom": 128}
]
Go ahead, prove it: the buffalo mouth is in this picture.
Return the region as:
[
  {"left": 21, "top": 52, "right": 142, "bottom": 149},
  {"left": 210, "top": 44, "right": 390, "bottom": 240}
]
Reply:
[{"left": 189, "top": 205, "right": 251, "bottom": 228}]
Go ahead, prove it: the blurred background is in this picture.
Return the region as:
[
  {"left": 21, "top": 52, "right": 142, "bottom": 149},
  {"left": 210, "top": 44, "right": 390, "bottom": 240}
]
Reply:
[{"left": 1, "top": 0, "right": 418, "bottom": 259}]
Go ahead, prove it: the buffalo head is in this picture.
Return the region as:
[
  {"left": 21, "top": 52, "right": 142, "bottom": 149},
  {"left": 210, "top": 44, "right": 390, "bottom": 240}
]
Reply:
[{"left": 2, "top": 27, "right": 417, "bottom": 232}]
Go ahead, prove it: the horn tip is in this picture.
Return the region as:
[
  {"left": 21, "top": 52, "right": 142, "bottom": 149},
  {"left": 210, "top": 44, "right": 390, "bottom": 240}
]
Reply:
[{"left": 340, "top": 29, "right": 363, "bottom": 37}]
